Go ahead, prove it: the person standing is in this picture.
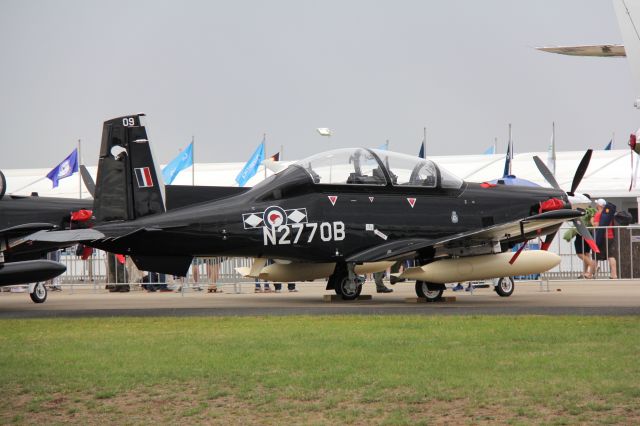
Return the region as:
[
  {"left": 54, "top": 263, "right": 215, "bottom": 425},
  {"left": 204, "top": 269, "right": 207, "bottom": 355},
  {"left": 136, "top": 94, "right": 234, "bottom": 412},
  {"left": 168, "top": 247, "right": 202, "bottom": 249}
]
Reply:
[
  {"left": 592, "top": 199, "right": 618, "bottom": 279},
  {"left": 207, "top": 257, "right": 223, "bottom": 293},
  {"left": 563, "top": 206, "right": 597, "bottom": 278},
  {"left": 273, "top": 282, "right": 297, "bottom": 292},
  {"left": 373, "top": 271, "right": 393, "bottom": 293}
]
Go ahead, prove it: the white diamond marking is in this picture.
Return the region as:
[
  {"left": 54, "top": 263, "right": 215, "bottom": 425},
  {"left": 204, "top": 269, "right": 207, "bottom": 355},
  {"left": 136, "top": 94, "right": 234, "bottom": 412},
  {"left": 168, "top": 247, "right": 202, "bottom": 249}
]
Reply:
[
  {"left": 288, "top": 210, "right": 306, "bottom": 223},
  {"left": 244, "top": 214, "right": 263, "bottom": 228}
]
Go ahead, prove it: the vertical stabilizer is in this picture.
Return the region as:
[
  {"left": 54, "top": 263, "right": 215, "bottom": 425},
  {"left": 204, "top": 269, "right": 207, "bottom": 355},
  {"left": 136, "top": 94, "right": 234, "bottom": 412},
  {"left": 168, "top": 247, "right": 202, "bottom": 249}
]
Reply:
[
  {"left": 613, "top": 0, "right": 640, "bottom": 105},
  {"left": 93, "top": 114, "right": 166, "bottom": 223}
]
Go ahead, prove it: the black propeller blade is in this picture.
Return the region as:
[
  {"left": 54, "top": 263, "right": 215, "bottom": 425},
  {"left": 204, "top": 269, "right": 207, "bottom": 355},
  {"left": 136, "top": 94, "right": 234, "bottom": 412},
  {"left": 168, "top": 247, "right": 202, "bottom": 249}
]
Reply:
[
  {"left": 532, "top": 156, "right": 561, "bottom": 191},
  {"left": 534, "top": 149, "right": 593, "bottom": 197},
  {"left": 80, "top": 165, "right": 95, "bottom": 198},
  {"left": 572, "top": 219, "right": 599, "bottom": 254},
  {"left": 568, "top": 149, "right": 593, "bottom": 196}
]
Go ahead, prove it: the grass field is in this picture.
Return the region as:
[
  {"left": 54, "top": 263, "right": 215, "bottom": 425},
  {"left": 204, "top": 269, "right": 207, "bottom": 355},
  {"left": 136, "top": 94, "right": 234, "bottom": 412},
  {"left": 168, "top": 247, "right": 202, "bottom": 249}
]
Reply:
[{"left": 1, "top": 315, "right": 639, "bottom": 425}]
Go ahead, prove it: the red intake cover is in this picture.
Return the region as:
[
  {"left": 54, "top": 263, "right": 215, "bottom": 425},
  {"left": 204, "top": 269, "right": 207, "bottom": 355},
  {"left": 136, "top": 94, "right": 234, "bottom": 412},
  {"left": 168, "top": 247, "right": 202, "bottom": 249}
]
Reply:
[
  {"left": 71, "top": 209, "right": 93, "bottom": 222},
  {"left": 539, "top": 198, "right": 565, "bottom": 213}
]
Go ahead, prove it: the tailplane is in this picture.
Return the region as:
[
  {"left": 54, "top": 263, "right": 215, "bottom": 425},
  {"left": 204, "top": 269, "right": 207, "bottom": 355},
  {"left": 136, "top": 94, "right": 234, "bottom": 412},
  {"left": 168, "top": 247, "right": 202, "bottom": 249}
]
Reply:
[{"left": 93, "top": 114, "right": 166, "bottom": 223}]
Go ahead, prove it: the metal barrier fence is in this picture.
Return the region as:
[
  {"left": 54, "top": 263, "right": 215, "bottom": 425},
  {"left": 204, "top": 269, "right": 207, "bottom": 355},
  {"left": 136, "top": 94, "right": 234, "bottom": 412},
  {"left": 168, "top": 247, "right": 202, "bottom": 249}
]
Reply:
[
  {"left": 46, "top": 249, "right": 256, "bottom": 293},
  {"left": 36, "top": 224, "right": 640, "bottom": 291}
]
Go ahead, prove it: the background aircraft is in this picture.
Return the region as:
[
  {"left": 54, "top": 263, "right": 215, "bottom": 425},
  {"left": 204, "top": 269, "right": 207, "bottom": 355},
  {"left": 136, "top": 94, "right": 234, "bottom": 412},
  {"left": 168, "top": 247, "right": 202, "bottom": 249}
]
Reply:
[
  {"left": 538, "top": 0, "right": 640, "bottom": 108},
  {"left": 22, "top": 114, "right": 595, "bottom": 300},
  {"left": 0, "top": 170, "right": 92, "bottom": 302}
]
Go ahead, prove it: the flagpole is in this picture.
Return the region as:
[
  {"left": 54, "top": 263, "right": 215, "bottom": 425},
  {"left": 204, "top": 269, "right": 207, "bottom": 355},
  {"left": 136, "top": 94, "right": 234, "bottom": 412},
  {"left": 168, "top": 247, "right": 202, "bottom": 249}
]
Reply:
[
  {"left": 263, "top": 133, "right": 267, "bottom": 179},
  {"left": 422, "top": 127, "right": 426, "bottom": 158},
  {"left": 191, "top": 135, "right": 195, "bottom": 186},
  {"left": 551, "top": 121, "right": 556, "bottom": 175},
  {"left": 78, "top": 139, "right": 82, "bottom": 199},
  {"left": 508, "top": 123, "right": 512, "bottom": 176}
]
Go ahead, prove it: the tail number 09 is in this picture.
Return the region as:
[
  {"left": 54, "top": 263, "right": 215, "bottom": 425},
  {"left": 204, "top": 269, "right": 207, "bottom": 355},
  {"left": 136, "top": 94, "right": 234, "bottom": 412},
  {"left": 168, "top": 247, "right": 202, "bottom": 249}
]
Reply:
[
  {"left": 122, "top": 117, "right": 136, "bottom": 126},
  {"left": 263, "top": 221, "right": 345, "bottom": 246}
]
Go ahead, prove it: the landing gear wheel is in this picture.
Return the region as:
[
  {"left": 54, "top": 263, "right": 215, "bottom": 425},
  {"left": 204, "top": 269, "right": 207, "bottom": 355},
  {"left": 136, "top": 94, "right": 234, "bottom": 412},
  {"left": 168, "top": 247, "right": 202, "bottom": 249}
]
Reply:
[
  {"left": 495, "top": 277, "right": 515, "bottom": 297},
  {"left": 336, "top": 276, "right": 362, "bottom": 300},
  {"left": 415, "top": 281, "right": 444, "bottom": 302},
  {"left": 30, "top": 282, "right": 47, "bottom": 304}
]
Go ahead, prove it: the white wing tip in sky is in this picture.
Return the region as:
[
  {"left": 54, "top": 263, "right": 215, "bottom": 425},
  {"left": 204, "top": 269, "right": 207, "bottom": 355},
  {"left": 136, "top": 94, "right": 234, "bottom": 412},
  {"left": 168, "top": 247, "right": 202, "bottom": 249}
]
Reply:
[{"left": 536, "top": 45, "right": 626, "bottom": 57}]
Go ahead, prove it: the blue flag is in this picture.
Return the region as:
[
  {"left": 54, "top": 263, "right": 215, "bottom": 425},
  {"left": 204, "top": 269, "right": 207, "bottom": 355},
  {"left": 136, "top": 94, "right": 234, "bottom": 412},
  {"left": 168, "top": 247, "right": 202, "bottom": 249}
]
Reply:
[
  {"left": 235, "top": 141, "right": 265, "bottom": 187},
  {"left": 483, "top": 145, "right": 496, "bottom": 155},
  {"left": 162, "top": 142, "right": 194, "bottom": 184},
  {"left": 604, "top": 140, "right": 613, "bottom": 150},
  {"left": 46, "top": 148, "right": 79, "bottom": 188},
  {"left": 418, "top": 143, "right": 425, "bottom": 159}
]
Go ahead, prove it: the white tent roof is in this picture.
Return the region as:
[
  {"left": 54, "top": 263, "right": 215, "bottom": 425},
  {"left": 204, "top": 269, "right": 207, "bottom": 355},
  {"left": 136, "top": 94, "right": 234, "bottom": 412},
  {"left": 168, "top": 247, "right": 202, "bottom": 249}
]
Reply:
[{"left": 3, "top": 149, "right": 638, "bottom": 200}]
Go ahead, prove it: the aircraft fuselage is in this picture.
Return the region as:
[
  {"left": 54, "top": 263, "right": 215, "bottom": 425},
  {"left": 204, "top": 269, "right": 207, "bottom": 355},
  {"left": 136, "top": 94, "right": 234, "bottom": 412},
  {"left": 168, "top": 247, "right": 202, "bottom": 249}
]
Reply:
[{"left": 91, "top": 167, "right": 566, "bottom": 262}]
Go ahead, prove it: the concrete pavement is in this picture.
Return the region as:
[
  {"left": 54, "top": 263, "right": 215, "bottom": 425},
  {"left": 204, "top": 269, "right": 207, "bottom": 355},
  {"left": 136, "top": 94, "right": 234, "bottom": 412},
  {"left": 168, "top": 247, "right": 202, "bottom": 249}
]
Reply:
[{"left": 1, "top": 279, "right": 639, "bottom": 318}]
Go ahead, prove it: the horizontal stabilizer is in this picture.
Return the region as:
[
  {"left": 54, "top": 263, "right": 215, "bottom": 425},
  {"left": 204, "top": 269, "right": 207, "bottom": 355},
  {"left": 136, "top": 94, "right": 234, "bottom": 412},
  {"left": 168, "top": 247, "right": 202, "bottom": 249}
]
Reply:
[
  {"left": 20, "top": 228, "right": 105, "bottom": 246},
  {"left": 0, "top": 223, "right": 56, "bottom": 239}
]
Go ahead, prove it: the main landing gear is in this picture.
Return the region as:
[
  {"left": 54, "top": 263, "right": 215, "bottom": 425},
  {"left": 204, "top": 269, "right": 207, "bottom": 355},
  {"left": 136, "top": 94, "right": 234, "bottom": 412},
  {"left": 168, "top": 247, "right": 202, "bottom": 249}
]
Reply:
[
  {"left": 328, "top": 263, "right": 363, "bottom": 300},
  {"left": 415, "top": 281, "right": 445, "bottom": 302},
  {"left": 28, "top": 282, "right": 47, "bottom": 303}
]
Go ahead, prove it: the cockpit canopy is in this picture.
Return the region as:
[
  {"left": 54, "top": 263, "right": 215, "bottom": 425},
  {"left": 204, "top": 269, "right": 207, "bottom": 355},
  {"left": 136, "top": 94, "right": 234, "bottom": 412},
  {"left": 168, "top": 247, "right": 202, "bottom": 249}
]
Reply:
[{"left": 295, "top": 148, "right": 463, "bottom": 189}]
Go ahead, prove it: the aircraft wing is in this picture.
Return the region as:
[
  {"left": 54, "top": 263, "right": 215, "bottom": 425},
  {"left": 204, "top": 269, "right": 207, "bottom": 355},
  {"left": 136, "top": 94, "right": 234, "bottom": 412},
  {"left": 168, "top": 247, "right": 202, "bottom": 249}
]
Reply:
[
  {"left": 536, "top": 45, "right": 626, "bottom": 57},
  {"left": 347, "top": 209, "right": 583, "bottom": 263}
]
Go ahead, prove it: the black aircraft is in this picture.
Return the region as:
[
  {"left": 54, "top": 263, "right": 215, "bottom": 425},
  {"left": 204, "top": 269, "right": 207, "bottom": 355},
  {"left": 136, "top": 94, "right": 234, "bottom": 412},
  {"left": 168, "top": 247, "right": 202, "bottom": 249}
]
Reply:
[
  {"left": 22, "top": 114, "right": 597, "bottom": 300},
  {"left": 0, "top": 170, "right": 92, "bottom": 302}
]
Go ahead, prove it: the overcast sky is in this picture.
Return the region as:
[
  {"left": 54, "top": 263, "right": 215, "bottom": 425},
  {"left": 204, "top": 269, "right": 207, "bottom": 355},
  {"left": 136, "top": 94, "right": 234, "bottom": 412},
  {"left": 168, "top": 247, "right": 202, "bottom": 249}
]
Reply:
[{"left": 0, "top": 0, "right": 636, "bottom": 170}]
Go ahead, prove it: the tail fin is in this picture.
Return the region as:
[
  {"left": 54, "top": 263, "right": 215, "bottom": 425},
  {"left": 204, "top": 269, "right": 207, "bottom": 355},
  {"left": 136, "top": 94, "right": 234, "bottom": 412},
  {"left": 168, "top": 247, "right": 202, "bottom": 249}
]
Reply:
[
  {"left": 613, "top": 0, "right": 640, "bottom": 106},
  {"left": 93, "top": 114, "right": 166, "bottom": 223}
]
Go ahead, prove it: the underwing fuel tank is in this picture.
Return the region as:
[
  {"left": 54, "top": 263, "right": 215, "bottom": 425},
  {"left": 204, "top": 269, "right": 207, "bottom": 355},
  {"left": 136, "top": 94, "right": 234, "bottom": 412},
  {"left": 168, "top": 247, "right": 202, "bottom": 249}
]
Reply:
[
  {"left": 237, "top": 261, "right": 395, "bottom": 282},
  {"left": 0, "top": 260, "right": 66, "bottom": 286},
  {"left": 399, "top": 251, "right": 560, "bottom": 284}
]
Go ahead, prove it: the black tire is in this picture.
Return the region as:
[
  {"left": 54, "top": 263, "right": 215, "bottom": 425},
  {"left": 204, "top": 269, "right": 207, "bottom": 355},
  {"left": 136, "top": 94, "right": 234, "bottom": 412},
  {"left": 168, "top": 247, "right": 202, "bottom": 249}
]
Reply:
[
  {"left": 336, "top": 276, "right": 362, "bottom": 300},
  {"left": 495, "top": 277, "right": 515, "bottom": 297},
  {"left": 415, "top": 281, "right": 444, "bottom": 302},
  {"left": 30, "top": 282, "right": 47, "bottom": 304},
  {"left": 330, "top": 270, "right": 344, "bottom": 295}
]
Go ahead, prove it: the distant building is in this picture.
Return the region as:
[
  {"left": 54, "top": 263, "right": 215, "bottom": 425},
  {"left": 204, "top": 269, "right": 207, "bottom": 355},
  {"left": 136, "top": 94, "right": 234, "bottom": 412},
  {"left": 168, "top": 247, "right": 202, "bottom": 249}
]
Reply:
[{"left": 4, "top": 149, "right": 638, "bottom": 222}]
